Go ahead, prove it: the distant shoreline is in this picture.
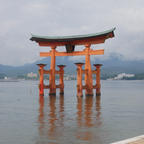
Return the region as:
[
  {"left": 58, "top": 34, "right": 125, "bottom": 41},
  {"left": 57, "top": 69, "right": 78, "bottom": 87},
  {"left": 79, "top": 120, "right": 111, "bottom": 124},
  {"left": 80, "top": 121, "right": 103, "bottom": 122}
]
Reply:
[{"left": 0, "top": 79, "right": 19, "bottom": 82}]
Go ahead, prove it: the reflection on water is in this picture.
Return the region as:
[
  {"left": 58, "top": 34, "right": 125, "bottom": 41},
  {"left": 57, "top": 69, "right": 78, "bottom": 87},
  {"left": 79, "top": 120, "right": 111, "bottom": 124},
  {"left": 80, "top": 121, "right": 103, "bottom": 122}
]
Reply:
[
  {"left": 48, "top": 96, "right": 57, "bottom": 138},
  {"left": 37, "top": 95, "right": 101, "bottom": 144},
  {"left": 96, "top": 96, "right": 102, "bottom": 125},
  {"left": 38, "top": 96, "right": 44, "bottom": 137},
  {"left": 76, "top": 96, "right": 102, "bottom": 142},
  {"left": 37, "top": 95, "right": 65, "bottom": 144},
  {"left": 85, "top": 96, "right": 94, "bottom": 127}
]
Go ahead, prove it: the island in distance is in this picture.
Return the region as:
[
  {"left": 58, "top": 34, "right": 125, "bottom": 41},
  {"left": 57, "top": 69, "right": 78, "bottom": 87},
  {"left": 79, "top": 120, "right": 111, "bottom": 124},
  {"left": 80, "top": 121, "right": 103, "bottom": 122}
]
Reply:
[{"left": 0, "top": 55, "right": 144, "bottom": 80}]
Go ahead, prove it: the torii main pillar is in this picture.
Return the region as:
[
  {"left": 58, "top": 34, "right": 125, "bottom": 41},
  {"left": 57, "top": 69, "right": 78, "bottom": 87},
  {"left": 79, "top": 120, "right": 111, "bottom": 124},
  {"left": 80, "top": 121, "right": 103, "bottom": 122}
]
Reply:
[
  {"left": 85, "top": 44, "right": 93, "bottom": 96},
  {"left": 49, "top": 46, "right": 56, "bottom": 95}
]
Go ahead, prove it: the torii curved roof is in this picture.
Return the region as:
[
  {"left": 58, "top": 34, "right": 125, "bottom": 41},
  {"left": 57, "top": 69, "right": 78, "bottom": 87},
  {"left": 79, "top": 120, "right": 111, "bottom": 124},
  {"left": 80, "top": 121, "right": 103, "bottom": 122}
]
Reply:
[{"left": 30, "top": 28, "right": 115, "bottom": 46}]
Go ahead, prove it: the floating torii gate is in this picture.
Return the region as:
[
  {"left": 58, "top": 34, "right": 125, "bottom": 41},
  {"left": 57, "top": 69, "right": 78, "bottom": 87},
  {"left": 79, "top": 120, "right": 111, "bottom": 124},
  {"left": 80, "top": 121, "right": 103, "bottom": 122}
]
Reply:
[{"left": 30, "top": 28, "right": 115, "bottom": 96}]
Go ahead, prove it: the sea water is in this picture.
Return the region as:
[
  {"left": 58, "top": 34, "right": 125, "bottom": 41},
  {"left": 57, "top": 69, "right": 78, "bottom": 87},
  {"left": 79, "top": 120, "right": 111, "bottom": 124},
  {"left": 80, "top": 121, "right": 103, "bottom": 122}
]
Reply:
[{"left": 0, "top": 80, "right": 144, "bottom": 144}]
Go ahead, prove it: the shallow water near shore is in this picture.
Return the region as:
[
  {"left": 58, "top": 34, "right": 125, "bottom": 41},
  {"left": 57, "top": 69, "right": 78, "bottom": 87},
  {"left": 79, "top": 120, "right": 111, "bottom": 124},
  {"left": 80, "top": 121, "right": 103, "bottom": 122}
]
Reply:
[{"left": 0, "top": 80, "right": 144, "bottom": 144}]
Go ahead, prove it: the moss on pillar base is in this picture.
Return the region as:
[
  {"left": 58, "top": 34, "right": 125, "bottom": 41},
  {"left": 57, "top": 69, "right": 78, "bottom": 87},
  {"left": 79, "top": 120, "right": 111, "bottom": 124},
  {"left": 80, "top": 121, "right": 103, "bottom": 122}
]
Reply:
[
  {"left": 85, "top": 93, "right": 93, "bottom": 96},
  {"left": 96, "top": 93, "right": 101, "bottom": 96},
  {"left": 49, "top": 93, "right": 56, "bottom": 96},
  {"left": 60, "top": 92, "right": 64, "bottom": 95},
  {"left": 39, "top": 94, "right": 44, "bottom": 96}
]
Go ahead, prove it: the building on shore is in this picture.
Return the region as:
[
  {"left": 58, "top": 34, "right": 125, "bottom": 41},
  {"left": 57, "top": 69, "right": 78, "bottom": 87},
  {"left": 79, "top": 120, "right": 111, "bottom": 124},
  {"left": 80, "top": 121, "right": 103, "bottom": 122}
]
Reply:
[
  {"left": 111, "top": 73, "right": 135, "bottom": 80},
  {"left": 27, "top": 72, "right": 37, "bottom": 79}
]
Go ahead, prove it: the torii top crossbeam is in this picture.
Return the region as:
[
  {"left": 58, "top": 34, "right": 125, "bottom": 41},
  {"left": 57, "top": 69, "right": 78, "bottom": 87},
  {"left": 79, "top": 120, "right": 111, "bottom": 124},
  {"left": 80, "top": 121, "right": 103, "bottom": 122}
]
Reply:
[{"left": 30, "top": 28, "right": 115, "bottom": 48}]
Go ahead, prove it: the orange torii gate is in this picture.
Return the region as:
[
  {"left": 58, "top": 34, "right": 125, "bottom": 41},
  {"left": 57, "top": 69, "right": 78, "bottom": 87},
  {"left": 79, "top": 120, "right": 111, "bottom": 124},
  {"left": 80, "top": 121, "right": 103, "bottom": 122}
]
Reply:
[{"left": 30, "top": 28, "right": 115, "bottom": 96}]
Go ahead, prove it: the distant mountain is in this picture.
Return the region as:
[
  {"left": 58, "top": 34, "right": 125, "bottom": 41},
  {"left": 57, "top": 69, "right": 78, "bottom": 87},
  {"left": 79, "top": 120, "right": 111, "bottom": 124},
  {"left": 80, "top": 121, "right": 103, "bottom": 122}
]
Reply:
[{"left": 0, "top": 56, "right": 144, "bottom": 77}]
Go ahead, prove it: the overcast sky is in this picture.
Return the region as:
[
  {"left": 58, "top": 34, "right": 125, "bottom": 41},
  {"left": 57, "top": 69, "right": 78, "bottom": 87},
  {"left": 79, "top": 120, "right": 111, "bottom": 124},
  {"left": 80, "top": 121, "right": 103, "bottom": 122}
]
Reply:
[{"left": 0, "top": 0, "right": 144, "bottom": 66}]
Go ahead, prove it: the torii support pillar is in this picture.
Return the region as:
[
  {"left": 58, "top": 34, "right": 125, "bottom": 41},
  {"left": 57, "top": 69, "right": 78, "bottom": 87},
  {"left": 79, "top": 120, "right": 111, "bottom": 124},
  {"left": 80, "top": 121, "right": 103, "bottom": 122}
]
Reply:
[
  {"left": 57, "top": 65, "right": 66, "bottom": 95},
  {"left": 75, "top": 63, "right": 84, "bottom": 97},
  {"left": 93, "top": 64, "right": 102, "bottom": 96},
  {"left": 37, "top": 64, "right": 47, "bottom": 96}
]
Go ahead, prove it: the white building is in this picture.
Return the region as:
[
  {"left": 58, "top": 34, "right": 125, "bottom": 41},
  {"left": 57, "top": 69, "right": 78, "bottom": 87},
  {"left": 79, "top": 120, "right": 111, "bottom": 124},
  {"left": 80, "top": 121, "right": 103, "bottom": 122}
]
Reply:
[
  {"left": 113, "top": 73, "right": 135, "bottom": 80},
  {"left": 27, "top": 72, "right": 37, "bottom": 78}
]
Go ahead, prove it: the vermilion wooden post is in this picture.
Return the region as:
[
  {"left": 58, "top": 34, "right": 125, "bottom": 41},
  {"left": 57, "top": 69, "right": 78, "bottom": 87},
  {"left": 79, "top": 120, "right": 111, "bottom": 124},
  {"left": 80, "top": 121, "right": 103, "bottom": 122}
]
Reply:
[
  {"left": 49, "top": 46, "right": 56, "bottom": 95},
  {"left": 93, "top": 64, "right": 102, "bottom": 96},
  {"left": 75, "top": 63, "right": 84, "bottom": 97},
  {"left": 84, "top": 44, "right": 93, "bottom": 96},
  {"left": 57, "top": 65, "right": 66, "bottom": 95},
  {"left": 37, "top": 64, "right": 46, "bottom": 96}
]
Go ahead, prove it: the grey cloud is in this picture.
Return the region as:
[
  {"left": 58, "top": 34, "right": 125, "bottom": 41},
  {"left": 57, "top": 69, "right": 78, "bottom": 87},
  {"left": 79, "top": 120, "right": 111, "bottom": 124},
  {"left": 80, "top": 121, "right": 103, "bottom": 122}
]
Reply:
[{"left": 0, "top": 0, "right": 144, "bottom": 65}]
